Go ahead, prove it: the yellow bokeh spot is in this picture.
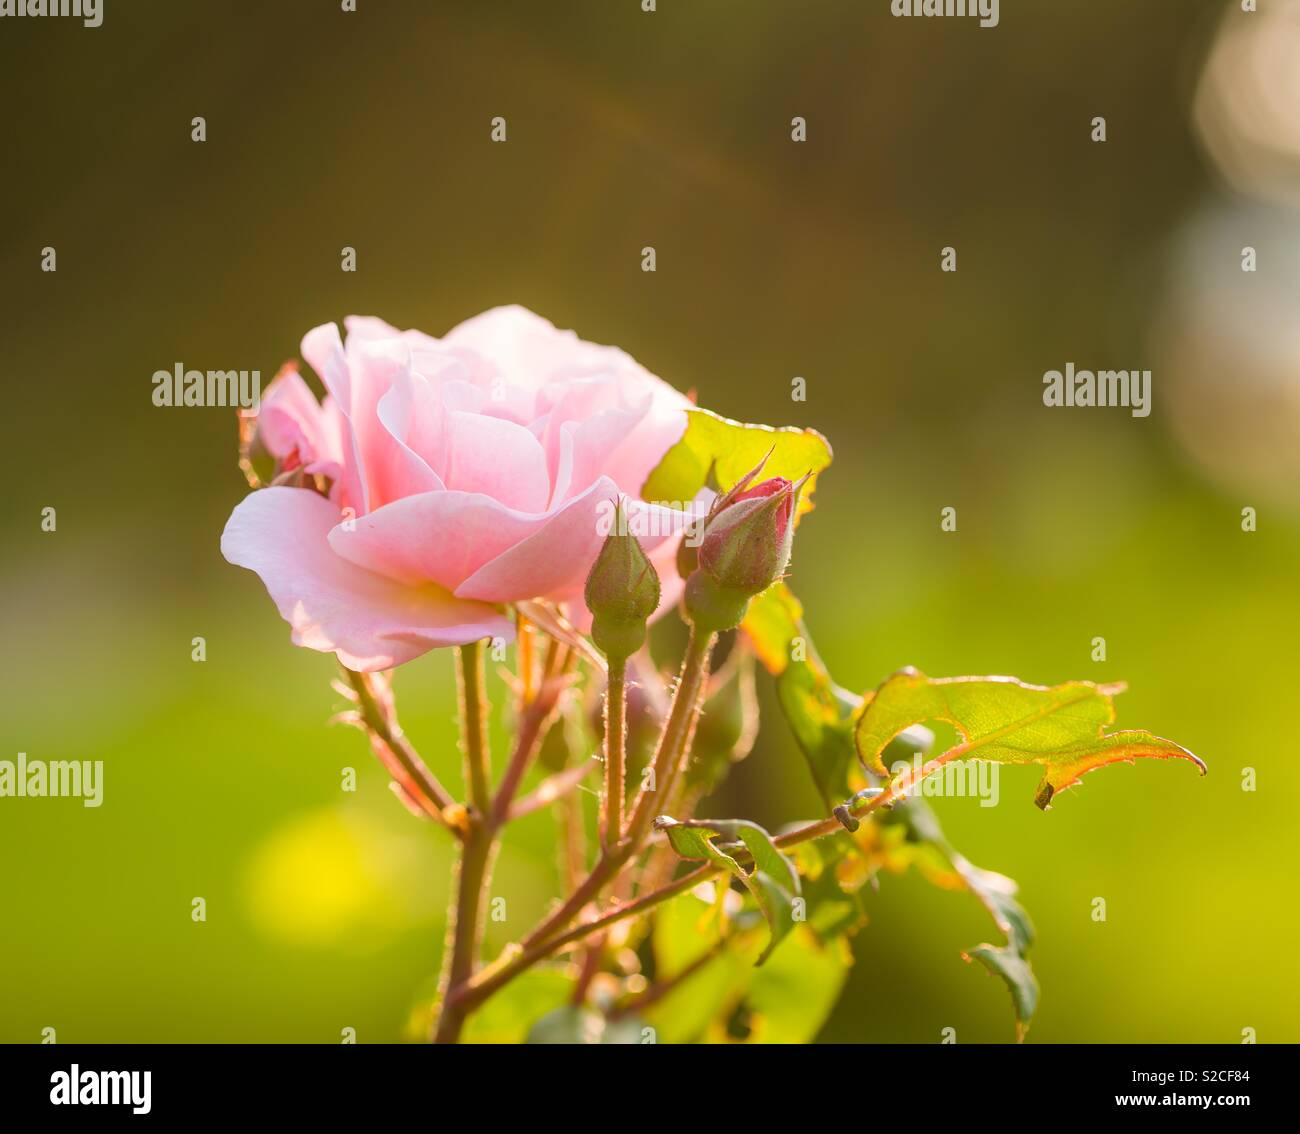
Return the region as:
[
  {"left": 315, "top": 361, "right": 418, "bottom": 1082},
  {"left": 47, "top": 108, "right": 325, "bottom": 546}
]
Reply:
[{"left": 243, "top": 807, "right": 444, "bottom": 949}]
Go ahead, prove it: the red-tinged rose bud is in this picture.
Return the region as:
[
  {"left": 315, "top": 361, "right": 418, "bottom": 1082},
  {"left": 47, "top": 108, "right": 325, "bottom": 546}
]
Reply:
[
  {"left": 585, "top": 501, "right": 661, "bottom": 660},
  {"left": 697, "top": 476, "right": 801, "bottom": 597},
  {"left": 676, "top": 452, "right": 772, "bottom": 585}
]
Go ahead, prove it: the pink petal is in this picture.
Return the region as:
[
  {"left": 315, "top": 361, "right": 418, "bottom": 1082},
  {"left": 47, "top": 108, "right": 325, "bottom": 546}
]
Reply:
[
  {"left": 345, "top": 342, "right": 421, "bottom": 511},
  {"left": 549, "top": 501, "right": 691, "bottom": 631},
  {"left": 328, "top": 490, "right": 554, "bottom": 592},
  {"left": 602, "top": 377, "right": 690, "bottom": 498},
  {"left": 455, "top": 477, "right": 642, "bottom": 603},
  {"left": 443, "top": 411, "right": 550, "bottom": 512},
  {"left": 221, "top": 486, "right": 510, "bottom": 671},
  {"left": 343, "top": 315, "right": 439, "bottom": 353},
  {"left": 301, "top": 323, "right": 369, "bottom": 513},
  {"left": 443, "top": 305, "right": 622, "bottom": 390},
  {"left": 256, "top": 368, "right": 322, "bottom": 464}
]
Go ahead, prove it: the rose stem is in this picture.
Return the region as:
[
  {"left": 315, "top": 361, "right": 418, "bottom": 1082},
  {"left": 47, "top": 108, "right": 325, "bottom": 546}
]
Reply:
[
  {"left": 455, "top": 757, "right": 940, "bottom": 1015},
  {"left": 432, "top": 640, "right": 494, "bottom": 1044},
  {"left": 601, "top": 657, "right": 627, "bottom": 852},
  {"left": 444, "top": 630, "right": 717, "bottom": 1022},
  {"left": 342, "top": 666, "right": 460, "bottom": 834}
]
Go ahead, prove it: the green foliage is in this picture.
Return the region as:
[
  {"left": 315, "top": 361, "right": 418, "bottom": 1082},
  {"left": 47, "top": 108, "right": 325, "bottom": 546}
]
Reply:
[
  {"left": 464, "top": 582, "right": 1202, "bottom": 1043},
  {"left": 964, "top": 945, "right": 1038, "bottom": 1042},
  {"left": 641, "top": 408, "right": 831, "bottom": 520},
  {"left": 744, "top": 586, "right": 1034, "bottom": 1029},
  {"left": 655, "top": 817, "right": 800, "bottom": 964},
  {"left": 743, "top": 582, "right": 931, "bottom": 804},
  {"left": 645, "top": 890, "right": 849, "bottom": 1044},
  {"left": 890, "top": 798, "right": 1038, "bottom": 1040},
  {"left": 789, "top": 834, "right": 871, "bottom": 940},
  {"left": 856, "top": 669, "right": 1207, "bottom": 809}
]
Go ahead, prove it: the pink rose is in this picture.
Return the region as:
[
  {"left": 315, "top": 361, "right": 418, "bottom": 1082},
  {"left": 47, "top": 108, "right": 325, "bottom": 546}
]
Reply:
[{"left": 222, "top": 306, "right": 693, "bottom": 671}]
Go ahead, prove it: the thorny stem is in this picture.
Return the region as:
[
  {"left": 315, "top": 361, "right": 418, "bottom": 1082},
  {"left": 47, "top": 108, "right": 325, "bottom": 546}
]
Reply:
[
  {"left": 342, "top": 667, "right": 460, "bottom": 835},
  {"left": 432, "top": 822, "right": 495, "bottom": 1044},
  {"left": 491, "top": 641, "right": 566, "bottom": 826},
  {"left": 623, "top": 628, "right": 716, "bottom": 847},
  {"left": 435, "top": 637, "right": 571, "bottom": 1043},
  {"left": 433, "top": 642, "right": 495, "bottom": 1043},
  {"left": 602, "top": 658, "right": 628, "bottom": 852},
  {"left": 446, "top": 630, "right": 719, "bottom": 1021},
  {"left": 507, "top": 628, "right": 717, "bottom": 960},
  {"left": 458, "top": 641, "right": 493, "bottom": 816},
  {"left": 453, "top": 755, "right": 945, "bottom": 1016},
  {"left": 517, "top": 612, "right": 537, "bottom": 706}
]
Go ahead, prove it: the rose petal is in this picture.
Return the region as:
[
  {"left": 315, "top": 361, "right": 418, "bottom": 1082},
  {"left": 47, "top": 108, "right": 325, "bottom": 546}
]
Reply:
[
  {"left": 328, "top": 489, "right": 553, "bottom": 592},
  {"left": 374, "top": 367, "right": 448, "bottom": 498},
  {"left": 221, "top": 486, "right": 510, "bottom": 671},
  {"left": 443, "top": 305, "right": 628, "bottom": 391},
  {"left": 453, "top": 479, "right": 690, "bottom": 604},
  {"left": 301, "top": 323, "right": 369, "bottom": 513},
  {"left": 443, "top": 410, "right": 550, "bottom": 512}
]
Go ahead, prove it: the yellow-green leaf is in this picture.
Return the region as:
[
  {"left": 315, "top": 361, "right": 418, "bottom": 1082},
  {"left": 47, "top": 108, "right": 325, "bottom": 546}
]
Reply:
[
  {"left": 641, "top": 408, "right": 831, "bottom": 520},
  {"left": 855, "top": 669, "right": 1206, "bottom": 809}
]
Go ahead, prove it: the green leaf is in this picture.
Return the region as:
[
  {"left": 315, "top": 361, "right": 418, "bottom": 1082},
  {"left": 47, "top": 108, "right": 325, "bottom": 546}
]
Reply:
[
  {"left": 789, "top": 835, "right": 870, "bottom": 940},
  {"left": 641, "top": 408, "right": 831, "bottom": 520},
  {"left": 855, "top": 668, "right": 1206, "bottom": 809},
  {"left": 743, "top": 583, "right": 932, "bottom": 805},
  {"left": 743, "top": 590, "right": 1044, "bottom": 1034},
  {"left": 963, "top": 944, "right": 1039, "bottom": 1043},
  {"left": 655, "top": 816, "right": 800, "bottom": 964}
]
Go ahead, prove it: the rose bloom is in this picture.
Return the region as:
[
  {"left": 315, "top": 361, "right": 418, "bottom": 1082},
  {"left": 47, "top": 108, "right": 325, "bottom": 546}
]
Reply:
[{"left": 222, "top": 306, "right": 693, "bottom": 670}]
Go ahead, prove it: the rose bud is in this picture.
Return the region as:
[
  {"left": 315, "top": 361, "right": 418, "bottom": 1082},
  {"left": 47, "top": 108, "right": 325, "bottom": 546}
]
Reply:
[
  {"left": 685, "top": 472, "right": 808, "bottom": 633},
  {"left": 675, "top": 449, "right": 774, "bottom": 581},
  {"left": 699, "top": 477, "right": 799, "bottom": 595},
  {"left": 585, "top": 501, "right": 662, "bottom": 660}
]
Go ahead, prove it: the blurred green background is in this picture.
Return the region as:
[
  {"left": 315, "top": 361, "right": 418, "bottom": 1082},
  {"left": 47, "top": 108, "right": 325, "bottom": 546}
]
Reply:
[{"left": 2, "top": 0, "right": 1297, "bottom": 1043}]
